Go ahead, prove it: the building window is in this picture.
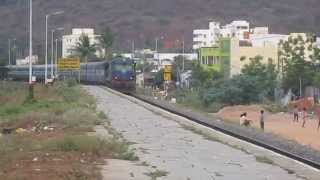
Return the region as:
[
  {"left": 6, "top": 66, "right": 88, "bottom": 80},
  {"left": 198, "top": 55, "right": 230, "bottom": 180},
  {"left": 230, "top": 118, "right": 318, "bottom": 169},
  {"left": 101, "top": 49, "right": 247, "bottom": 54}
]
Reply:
[
  {"left": 208, "top": 56, "right": 214, "bottom": 65},
  {"left": 216, "top": 57, "right": 220, "bottom": 64},
  {"left": 202, "top": 57, "right": 205, "bottom": 64},
  {"left": 268, "top": 58, "right": 273, "bottom": 64}
]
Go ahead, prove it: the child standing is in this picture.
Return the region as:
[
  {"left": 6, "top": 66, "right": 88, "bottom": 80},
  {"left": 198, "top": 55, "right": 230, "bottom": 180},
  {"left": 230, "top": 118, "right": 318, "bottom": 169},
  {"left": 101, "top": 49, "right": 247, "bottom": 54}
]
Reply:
[
  {"left": 260, "top": 110, "right": 265, "bottom": 131},
  {"left": 293, "top": 105, "right": 299, "bottom": 122},
  {"left": 302, "top": 107, "right": 307, "bottom": 128}
]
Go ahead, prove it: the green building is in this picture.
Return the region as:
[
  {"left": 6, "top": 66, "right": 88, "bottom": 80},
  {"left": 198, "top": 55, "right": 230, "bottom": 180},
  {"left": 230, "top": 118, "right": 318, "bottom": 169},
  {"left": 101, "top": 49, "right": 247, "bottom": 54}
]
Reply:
[{"left": 198, "top": 38, "right": 231, "bottom": 74}]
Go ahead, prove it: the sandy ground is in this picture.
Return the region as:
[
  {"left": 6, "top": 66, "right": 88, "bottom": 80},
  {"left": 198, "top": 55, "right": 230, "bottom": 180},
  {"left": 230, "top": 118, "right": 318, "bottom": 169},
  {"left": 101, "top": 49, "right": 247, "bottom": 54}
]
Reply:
[{"left": 215, "top": 105, "right": 320, "bottom": 150}]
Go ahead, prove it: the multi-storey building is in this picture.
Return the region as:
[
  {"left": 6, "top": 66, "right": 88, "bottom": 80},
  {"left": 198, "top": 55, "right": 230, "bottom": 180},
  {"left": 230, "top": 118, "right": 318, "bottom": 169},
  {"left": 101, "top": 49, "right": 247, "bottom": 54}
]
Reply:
[
  {"left": 193, "top": 22, "right": 221, "bottom": 50},
  {"left": 250, "top": 34, "right": 288, "bottom": 48},
  {"left": 62, "top": 28, "right": 104, "bottom": 58},
  {"left": 198, "top": 37, "right": 278, "bottom": 77},
  {"left": 193, "top": 20, "right": 259, "bottom": 50}
]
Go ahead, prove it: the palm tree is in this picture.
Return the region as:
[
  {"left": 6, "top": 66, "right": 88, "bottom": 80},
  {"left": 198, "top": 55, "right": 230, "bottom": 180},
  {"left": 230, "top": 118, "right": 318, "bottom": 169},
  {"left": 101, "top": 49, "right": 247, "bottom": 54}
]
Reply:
[
  {"left": 99, "top": 27, "right": 115, "bottom": 60},
  {"left": 74, "top": 34, "right": 96, "bottom": 62}
]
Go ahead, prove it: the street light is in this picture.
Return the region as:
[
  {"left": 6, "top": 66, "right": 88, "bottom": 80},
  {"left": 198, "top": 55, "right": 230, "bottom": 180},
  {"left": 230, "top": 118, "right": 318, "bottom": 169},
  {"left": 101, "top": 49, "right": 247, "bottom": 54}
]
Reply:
[
  {"left": 182, "top": 37, "right": 185, "bottom": 72},
  {"left": 155, "top": 36, "right": 164, "bottom": 70},
  {"left": 45, "top": 10, "right": 64, "bottom": 83},
  {"left": 51, "top": 27, "right": 64, "bottom": 79},
  {"left": 8, "top": 38, "right": 17, "bottom": 65},
  {"left": 55, "top": 38, "right": 60, "bottom": 77},
  {"left": 8, "top": 39, "right": 11, "bottom": 65},
  {"left": 29, "top": 0, "right": 32, "bottom": 85}
]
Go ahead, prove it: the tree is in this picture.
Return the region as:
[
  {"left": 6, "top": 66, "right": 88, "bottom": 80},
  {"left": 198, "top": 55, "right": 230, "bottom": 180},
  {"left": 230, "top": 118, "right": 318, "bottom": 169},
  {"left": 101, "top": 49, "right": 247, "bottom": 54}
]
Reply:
[
  {"left": 99, "top": 27, "right": 115, "bottom": 59},
  {"left": 173, "top": 55, "right": 193, "bottom": 71},
  {"left": 279, "top": 35, "right": 316, "bottom": 94},
  {"left": 242, "top": 55, "right": 278, "bottom": 98},
  {"left": 203, "top": 75, "right": 262, "bottom": 105},
  {"left": 74, "top": 34, "right": 96, "bottom": 62},
  {"left": 191, "top": 63, "right": 222, "bottom": 88},
  {"left": 202, "top": 56, "right": 279, "bottom": 105}
]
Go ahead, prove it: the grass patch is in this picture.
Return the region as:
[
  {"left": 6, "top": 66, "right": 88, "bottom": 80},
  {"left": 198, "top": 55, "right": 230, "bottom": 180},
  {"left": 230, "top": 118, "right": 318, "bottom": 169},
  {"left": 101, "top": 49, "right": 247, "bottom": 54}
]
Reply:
[
  {"left": 0, "top": 81, "right": 138, "bottom": 179},
  {"left": 255, "top": 155, "right": 274, "bottom": 165},
  {"left": 180, "top": 124, "right": 223, "bottom": 143},
  {"left": 98, "top": 111, "right": 108, "bottom": 120},
  {"left": 137, "top": 161, "right": 150, "bottom": 166},
  {"left": 145, "top": 169, "right": 169, "bottom": 180}
]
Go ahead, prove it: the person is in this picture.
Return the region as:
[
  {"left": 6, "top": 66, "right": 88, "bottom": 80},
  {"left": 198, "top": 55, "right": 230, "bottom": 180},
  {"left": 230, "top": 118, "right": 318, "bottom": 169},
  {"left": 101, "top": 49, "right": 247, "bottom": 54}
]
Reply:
[
  {"left": 293, "top": 105, "right": 299, "bottom": 122},
  {"left": 260, "top": 110, "right": 265, "bottom": 131},
  {"left": 240, "top": 112, "right": 251, "bottom": 127},
  {"left": 318, "top": 117, "right": 320, "bottom": 131},
  {"left": 316, "top": 107, "right": 320, "bottom": 131},
  {"left": 302, "top": 107, "right": 307, "bottom": 128}
]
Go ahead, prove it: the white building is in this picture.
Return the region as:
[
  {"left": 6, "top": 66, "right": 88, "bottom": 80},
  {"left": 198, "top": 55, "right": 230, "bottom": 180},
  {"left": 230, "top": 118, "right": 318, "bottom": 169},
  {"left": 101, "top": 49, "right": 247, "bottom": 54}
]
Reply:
[
  {"left": 62, "top": 28, "right": 104, "bottom": 58},
  {"left": 317, "top": 37, "right": 320, "bottom": 48},
  {"left": 220, "top": 20, "right": 250, "bottom": 40},
  {"left": 193, "top": 20, "right": 255, "bottom": 50},
  {"left": 154, "top": 53, "right": 197, "bottom": 61},
  {"left": 193, "top": 22, "right": 221, "bottom": 50},
  {"left": 250, "top": 34, "right": 289, "bottom": 47},
  {"left": 16, "top": 55, "right": 38, "bottom": 65}
]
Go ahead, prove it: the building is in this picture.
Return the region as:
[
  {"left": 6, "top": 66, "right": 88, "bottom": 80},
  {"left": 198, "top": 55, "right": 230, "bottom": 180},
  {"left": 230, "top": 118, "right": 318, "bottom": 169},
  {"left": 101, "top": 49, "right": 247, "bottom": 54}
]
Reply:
[
  {"left": 198, "top": 38, "right": 231, "bottom": 72},
  {"left": 16, "top": 55, "right": 38, "bottom": 65},
  {"left": 198, "top": 38, "right": 278, "bottom": 77},
  {"left": 193, "top": 22, "right": 221, "bottom": 50},
  {"left": 220, "top": 20, "right": 250, "bottom": 40},
  {"left": 317, "top": 37, "right": 320, "bottom": 48},
  {"left": 229, "top": 38, "right": 278, "bottom": 76},
  {"left": 250, "top": 34, "right": 288, "bottom": 47},
  {"left": 154, "top": 53, "right": 197, "bottom": 61},
  {"left": 62, "top": 28, "right": 104, "bottom": 58},
  {"left": 193, "top": 20, "right": 270, "bottom": 50}
]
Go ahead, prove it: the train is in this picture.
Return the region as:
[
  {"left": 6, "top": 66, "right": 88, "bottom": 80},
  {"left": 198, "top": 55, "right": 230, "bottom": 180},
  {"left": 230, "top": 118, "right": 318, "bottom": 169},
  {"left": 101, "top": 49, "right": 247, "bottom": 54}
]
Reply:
[{"left": 4, "top": 57, "right": 136, "bottom": 91}]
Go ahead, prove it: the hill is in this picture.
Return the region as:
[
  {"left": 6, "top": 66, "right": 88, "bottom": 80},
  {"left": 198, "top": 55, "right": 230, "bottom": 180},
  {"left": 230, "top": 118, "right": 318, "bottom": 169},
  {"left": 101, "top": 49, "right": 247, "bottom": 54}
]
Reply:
[{"left": 0, "top": 0, "right": 319, "bottom": 62}]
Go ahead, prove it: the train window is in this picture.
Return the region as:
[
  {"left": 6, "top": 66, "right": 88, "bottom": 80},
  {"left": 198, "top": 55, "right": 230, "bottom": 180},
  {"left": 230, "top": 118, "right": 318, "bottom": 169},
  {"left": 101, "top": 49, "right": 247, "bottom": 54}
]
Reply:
[{"left": 113, "top": 64, "right": 133, "bottom": 73}]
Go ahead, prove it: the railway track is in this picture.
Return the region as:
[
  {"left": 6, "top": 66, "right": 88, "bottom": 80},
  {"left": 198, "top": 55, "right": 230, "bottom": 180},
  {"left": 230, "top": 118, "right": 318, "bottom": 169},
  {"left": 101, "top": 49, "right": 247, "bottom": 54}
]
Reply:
[{"left": 123, "top": 91, "right": 320, "bottom": 171}]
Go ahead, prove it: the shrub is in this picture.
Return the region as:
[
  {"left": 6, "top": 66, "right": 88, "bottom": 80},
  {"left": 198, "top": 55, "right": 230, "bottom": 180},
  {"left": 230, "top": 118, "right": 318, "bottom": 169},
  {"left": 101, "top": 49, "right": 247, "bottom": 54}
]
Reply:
[{"left": 62, "top": 108, "right": 101, "bottom": 129}]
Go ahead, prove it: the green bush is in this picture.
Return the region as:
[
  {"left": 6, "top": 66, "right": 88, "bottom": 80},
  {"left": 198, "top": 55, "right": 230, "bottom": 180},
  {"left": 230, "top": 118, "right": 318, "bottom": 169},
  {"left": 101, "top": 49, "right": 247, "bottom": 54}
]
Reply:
[
  {"left": 66, "top": 79, "right": 78, "bottom": 87},
  {"left": 203, "top": 75, "right": 263, "bottom": 105}
]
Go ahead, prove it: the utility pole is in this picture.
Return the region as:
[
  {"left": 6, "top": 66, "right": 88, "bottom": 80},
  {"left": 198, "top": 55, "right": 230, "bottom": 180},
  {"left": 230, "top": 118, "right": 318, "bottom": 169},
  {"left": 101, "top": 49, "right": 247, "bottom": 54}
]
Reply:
[
  {"left": 29, "top": 0, "right": 33, "bottom": 85},
  {"left": 45, "top": 11, "right": 64, "bottom": 83},
  {"left": 51, "top": 29, "right": 54, "bottom": 79},
  {"left": 51, "top": 28, "right": 63, "bottom": 78},
  {"left": 55, "top": 39, "right": 58, "bottom": 77},
  {"left": 131, "top": 40, "right": 135, "bottom": 58},
  {"left": 299, "top": 77, "right": 302, "bottom": 98},
  {"left": 45, "top": 15, "right": 48, "bottom": 83},
  {"left": 182, "top": 37, "right": 185, "bottom": 72},
  {"left": 8, "top": 39, "right": 11, "bottom": 65},
  {"left": 155, "top": 38, "right": 160, "bottom": 70}
]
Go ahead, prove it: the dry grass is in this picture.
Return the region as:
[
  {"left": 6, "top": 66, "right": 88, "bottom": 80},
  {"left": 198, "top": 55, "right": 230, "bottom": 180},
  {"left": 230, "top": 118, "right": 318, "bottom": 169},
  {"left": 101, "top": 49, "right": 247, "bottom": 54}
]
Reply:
[{"left": 0, "top": 81, "right": 138, "bottom": 179}]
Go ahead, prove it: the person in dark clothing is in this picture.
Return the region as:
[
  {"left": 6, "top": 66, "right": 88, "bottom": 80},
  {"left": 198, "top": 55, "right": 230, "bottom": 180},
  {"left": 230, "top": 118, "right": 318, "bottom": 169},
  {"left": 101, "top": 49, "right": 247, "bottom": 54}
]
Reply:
[
  {"left": 302, "top": 107, "right": 307, "bottom": 128},
  {"left": 260, "top": 110, "right": 265, "bottom": 131},
  {"left": 293, "top": 105, "right": 299, "bottom": 122}
]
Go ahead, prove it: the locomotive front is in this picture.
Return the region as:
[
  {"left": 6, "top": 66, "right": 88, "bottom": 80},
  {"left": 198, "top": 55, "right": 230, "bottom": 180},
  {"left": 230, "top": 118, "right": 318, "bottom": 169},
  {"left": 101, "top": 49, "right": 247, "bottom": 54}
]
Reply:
[{"left": 110, "top": 58, "right": 136, "bottom": 91}]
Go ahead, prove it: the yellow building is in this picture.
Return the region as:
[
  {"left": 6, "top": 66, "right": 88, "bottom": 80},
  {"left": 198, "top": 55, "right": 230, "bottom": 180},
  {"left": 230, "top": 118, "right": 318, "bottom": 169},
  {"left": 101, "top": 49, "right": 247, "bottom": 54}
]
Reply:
[{"left": 230, "top": 38, "right": 278, "bottom": 77}]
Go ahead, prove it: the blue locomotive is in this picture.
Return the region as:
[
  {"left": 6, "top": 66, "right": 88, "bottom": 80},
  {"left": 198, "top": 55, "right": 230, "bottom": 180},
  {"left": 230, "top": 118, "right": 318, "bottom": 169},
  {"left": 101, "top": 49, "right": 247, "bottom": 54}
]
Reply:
[{"left": 5, "top": 57, "right": 136, "bottom": 91}]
